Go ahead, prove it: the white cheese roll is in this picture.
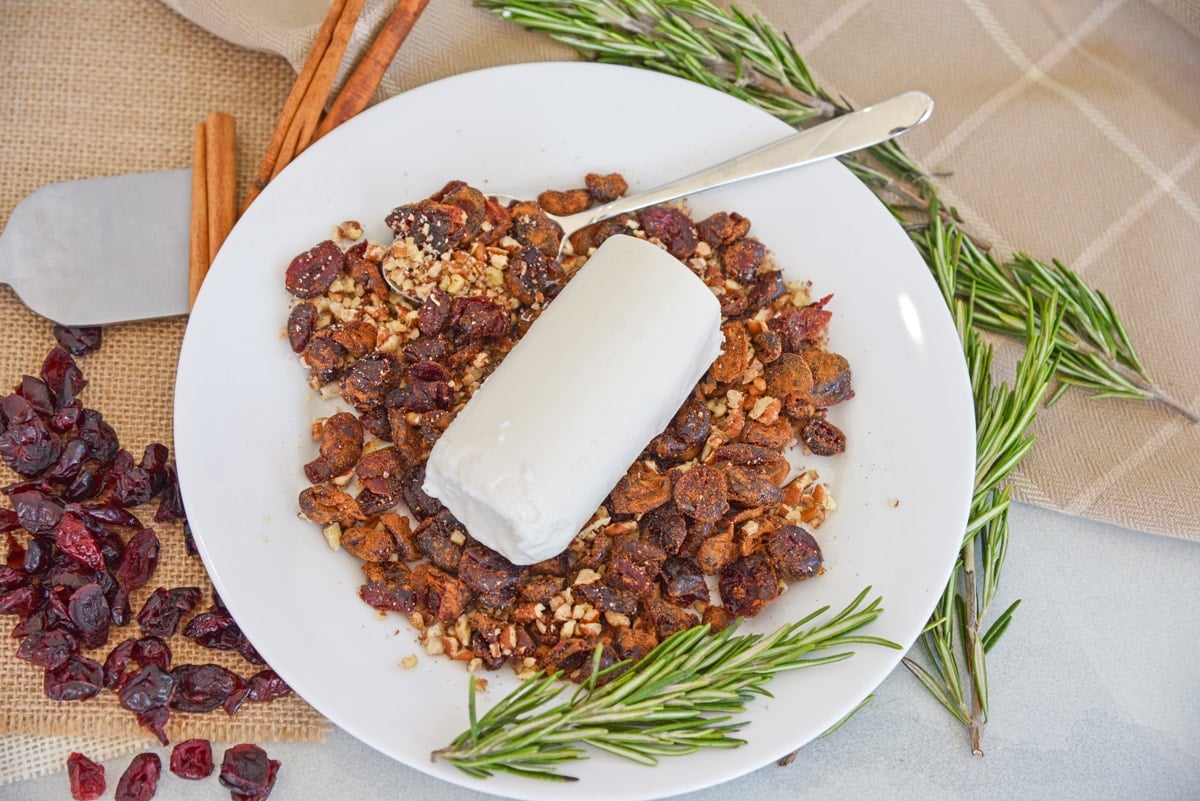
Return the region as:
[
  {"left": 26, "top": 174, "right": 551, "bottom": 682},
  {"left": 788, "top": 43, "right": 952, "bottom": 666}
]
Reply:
[{"left": 423, "top": 234, "right": 723, "bottom": 564}]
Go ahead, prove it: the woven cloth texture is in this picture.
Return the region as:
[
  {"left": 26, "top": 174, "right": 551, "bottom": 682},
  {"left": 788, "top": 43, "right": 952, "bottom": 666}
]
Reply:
[{"left": 3, "top": 0, "right": 1198, "bottom": 785}]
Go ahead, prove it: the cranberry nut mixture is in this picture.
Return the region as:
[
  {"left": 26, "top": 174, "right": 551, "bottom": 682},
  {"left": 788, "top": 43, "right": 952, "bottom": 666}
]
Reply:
[{"left": 284, "top": 174, "right": 853, "bottom": 681}]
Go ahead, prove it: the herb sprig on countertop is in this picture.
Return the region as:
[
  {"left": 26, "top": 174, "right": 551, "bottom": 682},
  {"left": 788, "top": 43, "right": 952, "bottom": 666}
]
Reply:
[
  {"left": 475, "top": 0, "right": 1193, "bottom": 755},
  {"left": 432, "top": 588, "right": 896, "bottom": 780}
]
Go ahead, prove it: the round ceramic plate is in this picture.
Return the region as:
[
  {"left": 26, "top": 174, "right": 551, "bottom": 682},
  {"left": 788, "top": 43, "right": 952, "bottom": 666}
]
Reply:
[{"left": 175, "top": 62, "right": 974, "bottom": 801}]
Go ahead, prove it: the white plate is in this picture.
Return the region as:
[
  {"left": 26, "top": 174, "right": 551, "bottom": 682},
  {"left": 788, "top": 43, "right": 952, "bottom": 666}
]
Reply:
[{"left": 175, "top": 63, "right": 974, "bottom": 801}]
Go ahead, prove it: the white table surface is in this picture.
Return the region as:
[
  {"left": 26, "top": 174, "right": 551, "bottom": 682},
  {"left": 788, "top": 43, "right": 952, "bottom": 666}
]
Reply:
[{"left": 4, "top": 501, "right": 1199, "bottom": 801}]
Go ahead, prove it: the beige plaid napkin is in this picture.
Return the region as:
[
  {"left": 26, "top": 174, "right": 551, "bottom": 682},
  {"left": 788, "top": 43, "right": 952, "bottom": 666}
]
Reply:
[{"left": 3, "top": 0, "right": 1198, "bottom": 785}]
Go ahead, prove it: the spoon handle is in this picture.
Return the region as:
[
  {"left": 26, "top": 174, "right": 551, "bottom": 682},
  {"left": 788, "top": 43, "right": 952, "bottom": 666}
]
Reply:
[{"left": 555, "top": 90, "right": 934, "bottom": 239}]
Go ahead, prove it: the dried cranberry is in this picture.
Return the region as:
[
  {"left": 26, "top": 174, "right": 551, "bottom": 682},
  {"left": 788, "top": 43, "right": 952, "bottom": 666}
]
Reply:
[
  {"left": 67, "top": 582, "right": 111, "bottom": 648},
  {"left": 799, "top": 417, "right": 846, "bottom": 456},
  {"left": 385, "top": 199, "right": 469, "bottom": 253},
  {"left": 402, "top": 377, "right": 453, "bottom": 413},
  {"left": 49, "top": 399, "right": 82, "bottom": 433},
  {"left": 639, "top": 205, "right": 698, "bottom": 259},
  {"left": 137, "top": 443, "right": 170, "bottom": 495},
  {"left": 79, "top": 502, "right": 141, "bottom": 528},
  {"left": 718, "top": 554, "right": 779, "bottom": 617},
  {"left": 43, "top": 551, "right": 98, "bottom": 592},
  {"left": 136, "top": 586, "right": 202, "bottom": 637},
  {"left": 67, "top": 751, "right": 106, "bottom": 800},
  {"left": 65, "top": 461, "right": 101, "bottom": 501},
  {"left": 286, "top": 302, "right": 319, "bottom": 353},
  {"left": 1, "top": 583, "right": 40, "bottom": 616},
  {"left": 44, "top": 655, "right": 104, "bottom": 701},
  {"left": 170, "top": 738, "right": 214, "bottom": 780},
  {"left": 45, "top": 438, "right": 89, "bottom": 481},
  {"left": 132, "top": 635, "right": 173, "bottom": 671},
  {"left": 114, "top": 753, "right": 160, "bottom": 801},
  {"left": 451, "top": 296, "right": 509, "bottom": 340},
  {"left": 0, "top": 561, "right": 28, "bottom": 590},
  {"left": 115, "top": 528, "right": 160, "bottom": 590},
  {"left": 0, "top": 507, "right": 20, "bottom": 534},
  {"left": 417, "top": 287, "right": 453, "bottom": 334},
  {"left": 219, "top": 744, "right": 280, "bottom": 800},
  {"left": 769, "top": 296, "right": 833, "bottom": 351},
  {"left": 248, "top": 669, "right": 292, "bottom": 703},
  {"left": 118, "top": 665, "right": 176, "bottom": 715},
  {"left": 765, "top": 525, "right": 823, "bottom": 580},
  {"left": 153, "top": 464, "right": 186, "bottom": 522},
  {"left": 110, "top": 465, "right": 153, "bottom": 507},
  {"left": 53, "top": 325, "right": 103, "bottom": 356},
  {"left": 285, "top": 239, "right": 345, "bottom": 298},
  {"left": 40, "top": 348, "right": 87, "bottom": 406},
  {"left": 54, "top": 512, "right": 105, "bottom": 571},
  {"left": 103, "top": 638, "right": 137, "bottom": 689},
  {"left": 171, "top": 663, "right": 244, "bottom": 713},
  {"left": 9, "top": 490, "right": 62, "bottom": 532},
  {"left": 136, "top": 705, "right": 171, "bottom": 747},
  {"left": 182, "top": 608, "right": 244, "bottom": 650},
  {"left": 17, "top": 374, "right": 55, "bottom": 417},
  {"left": 77, "top": 409, "right": 119, "bottom": 463},
  {"left": 659, "top": 556, "right": 711, "bottom": 604},
  {"left": 109, "top": 585, "right": 132, "bottom": 626},
  {"left": 400, "top": 463, "right": 443, "bottom": 519},
  {"left": 16, "top": 627, "right": 80, "bottom": 670},
  {"left": 0, "top": 418, "right": 61, "bottom": 476}
]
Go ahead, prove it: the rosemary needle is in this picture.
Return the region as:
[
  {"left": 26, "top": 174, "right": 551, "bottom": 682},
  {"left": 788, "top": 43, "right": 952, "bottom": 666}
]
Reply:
[{"left": 432, "top": 588, "right": 897, "bottom": 780}]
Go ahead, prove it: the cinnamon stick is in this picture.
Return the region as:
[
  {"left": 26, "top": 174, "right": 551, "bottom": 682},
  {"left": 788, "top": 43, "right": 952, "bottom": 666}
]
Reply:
[
  {"left": 188, "top": 112, "right": 238, "bottom": 310},
  {"left": 188, "top": 122, "right": 209, "bottom": 310},
  {"left": 241, "top": 0, "right": 358, "bottom": 212},
  {"left": 269, "top": 0, "right": 367, "bottom": 180},
  {"left": 204, "top": 112, "right": 238, "bottom": 266},
  {"left": 313, "top": 0, "right": 431, "bottom": 140}
]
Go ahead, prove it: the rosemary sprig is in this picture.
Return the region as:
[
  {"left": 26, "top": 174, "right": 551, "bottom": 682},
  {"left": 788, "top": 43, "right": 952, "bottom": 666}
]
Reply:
[
  {"left": 903, "top": 207, "right": 1062, "bottom": 754},
  {"left": 432, "top": 588, "right": 897, "bottom": 780}
]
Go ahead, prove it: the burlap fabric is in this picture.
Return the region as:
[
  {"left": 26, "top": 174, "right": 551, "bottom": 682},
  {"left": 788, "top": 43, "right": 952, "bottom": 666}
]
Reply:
[{"left": 3, "top": 0, "right": 1198, "bottom": 785}]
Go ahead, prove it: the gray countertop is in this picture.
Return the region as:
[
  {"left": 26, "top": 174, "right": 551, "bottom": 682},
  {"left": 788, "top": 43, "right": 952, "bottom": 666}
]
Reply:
[{"left": 6, "top": 500, "right": 1198, "bottom": 800}]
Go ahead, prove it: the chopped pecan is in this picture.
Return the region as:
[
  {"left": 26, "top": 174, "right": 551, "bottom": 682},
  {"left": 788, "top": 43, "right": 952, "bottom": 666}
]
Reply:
[
  {"left": 537, "top": 188, "right": 591, "bottom": 216},
  {"left": 584, "top": 172, "right": 628, "bottom": 203},
  {"left": 720, "top": 238, "right": 766, "bottom": 283},
  {"left": 304, "top": 411, "right": 363, "bottom": 483},
  {"left": 341, "top": 524, "right": 397, "bottom": 562},
  {"left": 723, "top": 464, "right": 784, "bottom": 507},
  {"left": 709, "top": 322, "right": 751, "bottom": 384},
  {"left": 411, "top": 563, "right": 473, "bottom": 623},
  {"left": 695, "top": 211, "right": 751, "bottom": 246},
  {"left": 609, "top": 464, "right": 671, "bottom": 515},
  {"left": 298, "top": 484, "right": 365, "bottom": 526},
  {"left": 801, "top": 349, "right": 853, "bottom": 407}
]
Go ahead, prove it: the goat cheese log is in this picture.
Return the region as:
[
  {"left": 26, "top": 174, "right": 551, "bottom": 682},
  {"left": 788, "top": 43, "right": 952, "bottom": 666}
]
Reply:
[{"left": 423, "top": 234, "right": 724, "bottom": 565}]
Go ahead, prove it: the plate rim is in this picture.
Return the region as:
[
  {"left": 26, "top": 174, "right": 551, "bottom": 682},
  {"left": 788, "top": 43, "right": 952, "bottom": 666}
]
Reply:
[{"left": 175, "top": 60, "right": 974, "bottom": 801}]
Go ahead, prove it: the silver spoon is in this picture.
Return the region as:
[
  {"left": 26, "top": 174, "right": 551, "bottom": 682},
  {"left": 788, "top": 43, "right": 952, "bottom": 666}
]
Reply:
[
  {"left": 385, "top": 90, "right": 933, "bottom": 297},
  {"left": 523, "top": 90, "right": 932, "bottom": 253}
]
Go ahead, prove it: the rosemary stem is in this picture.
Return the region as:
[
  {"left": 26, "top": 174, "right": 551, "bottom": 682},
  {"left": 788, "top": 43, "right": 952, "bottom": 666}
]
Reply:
[{"left": 961, "top": 536, "right": 985, "bottom": 757}]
